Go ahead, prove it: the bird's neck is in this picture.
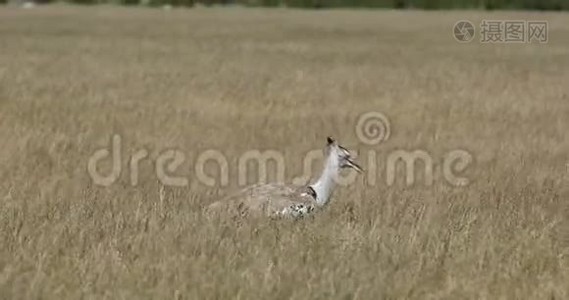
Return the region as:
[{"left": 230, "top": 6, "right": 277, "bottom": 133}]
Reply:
[{"left": 309, "top": 156, "right": 339, "bottom": 206}]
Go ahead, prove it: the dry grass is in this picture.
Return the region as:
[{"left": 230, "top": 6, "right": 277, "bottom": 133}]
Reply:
[{"left": 1, "top": 5, "right": 569, "bottom": 299}]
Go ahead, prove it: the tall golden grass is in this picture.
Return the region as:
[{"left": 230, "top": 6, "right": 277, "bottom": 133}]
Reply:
[{"left": 0, "top": 5, "right": 568, "bottom": 299}]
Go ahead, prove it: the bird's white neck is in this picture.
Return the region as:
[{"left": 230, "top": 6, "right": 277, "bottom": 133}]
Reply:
[{"left": 309, "top": 155, "right": 340, "bottom": 206}]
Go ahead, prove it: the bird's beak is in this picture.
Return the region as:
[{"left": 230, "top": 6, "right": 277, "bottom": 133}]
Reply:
[{"left": 346, "top": 158, "right": 363, "bottom": 173}]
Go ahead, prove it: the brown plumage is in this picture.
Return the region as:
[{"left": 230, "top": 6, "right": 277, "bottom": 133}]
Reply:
[{"left": 206, "top": 183, "right": 318, "bottom": 218}]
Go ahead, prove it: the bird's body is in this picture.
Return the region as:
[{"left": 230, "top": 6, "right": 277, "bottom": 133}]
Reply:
[
  {"left": 207, "top": 183, "right": 318, "bottom": 218},
  {"left": 205, "top": 137, "right": 362, "bottom": 219}
]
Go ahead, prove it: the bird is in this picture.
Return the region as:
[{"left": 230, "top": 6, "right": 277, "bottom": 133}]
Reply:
[{"left": 205, "top": 137, "right": 363, "bottom": 219}]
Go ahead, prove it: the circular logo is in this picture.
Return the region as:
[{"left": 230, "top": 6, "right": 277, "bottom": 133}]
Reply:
[
  {"left": 453, "top": 20, "right": 475, "bottom": 43},
  {"left": 355, "top": 111, "right": 391, "bottom": 146}
]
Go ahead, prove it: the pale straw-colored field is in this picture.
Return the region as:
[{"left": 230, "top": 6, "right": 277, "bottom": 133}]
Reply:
[{"left": 0, "top": 5, "right": 568, "bottom": 299}]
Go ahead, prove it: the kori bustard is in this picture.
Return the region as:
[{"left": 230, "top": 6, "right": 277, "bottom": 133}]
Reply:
[{"left": 206, "top": 137, "right": 363, "bottom": 218}]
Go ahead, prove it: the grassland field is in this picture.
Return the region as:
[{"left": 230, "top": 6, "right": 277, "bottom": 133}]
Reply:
[{"left": 0, "top": 5, "right": 569, "bottom": 299}]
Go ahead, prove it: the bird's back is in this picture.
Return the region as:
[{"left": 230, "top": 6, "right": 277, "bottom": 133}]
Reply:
[{"left": 206, "top": 183, "right": 317, "bottom": 218}]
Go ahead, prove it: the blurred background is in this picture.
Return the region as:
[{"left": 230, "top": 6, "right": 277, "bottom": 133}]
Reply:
[{"left": 3, "top": 0, "right": 569, "bottom": 10}]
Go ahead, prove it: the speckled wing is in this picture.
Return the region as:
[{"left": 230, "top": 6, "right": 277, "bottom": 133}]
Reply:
[{"left": 206, "top": 183, "right": 317, "bottom": 218}]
